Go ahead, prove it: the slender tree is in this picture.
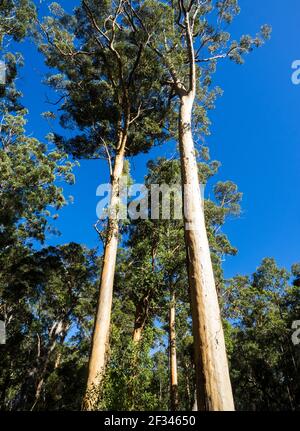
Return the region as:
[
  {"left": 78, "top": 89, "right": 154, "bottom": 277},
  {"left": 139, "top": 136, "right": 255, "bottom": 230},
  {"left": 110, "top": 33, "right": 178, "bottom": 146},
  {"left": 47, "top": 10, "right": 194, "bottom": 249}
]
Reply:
[
  {"left": 169, "top": 288, "right": 179, "bottom": 410},
  {"left": 124, "top": 0, "right": 270, "bottom": 410}
]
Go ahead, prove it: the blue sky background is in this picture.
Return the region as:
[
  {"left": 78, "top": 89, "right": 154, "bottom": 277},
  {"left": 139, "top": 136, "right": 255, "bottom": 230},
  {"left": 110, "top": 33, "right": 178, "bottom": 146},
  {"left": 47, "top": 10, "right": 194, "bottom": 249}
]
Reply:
[{"left": 13, "top": 0, "right": 300, "bottom": 279}]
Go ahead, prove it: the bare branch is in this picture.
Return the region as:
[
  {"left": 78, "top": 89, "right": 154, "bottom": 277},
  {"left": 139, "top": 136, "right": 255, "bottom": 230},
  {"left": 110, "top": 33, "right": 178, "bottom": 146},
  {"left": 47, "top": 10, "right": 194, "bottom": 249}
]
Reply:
[
  {"left": 101, "top": 138, "right": 113, "bottom": 177},
  {"left": 197, "top": 45, "right": 245, "bottom": 63},
  {"left": 185, "top": 12, "right": 196, "bottom": 94},
  {"left": 38, "top": 19, "right": 91, "bottom": 59}
]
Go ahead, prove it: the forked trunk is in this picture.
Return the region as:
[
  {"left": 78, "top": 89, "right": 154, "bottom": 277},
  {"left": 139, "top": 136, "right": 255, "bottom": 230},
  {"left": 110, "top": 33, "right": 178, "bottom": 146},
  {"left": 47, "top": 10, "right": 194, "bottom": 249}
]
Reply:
[
  {"left": 83, "top": 142, "right": 126, "bottom": 411},
  {"left": 178, "top": 94, "right": 234, "bottom": 411},
  {"left": 169, "top": 290, "right": 179, "bottom": 411}
]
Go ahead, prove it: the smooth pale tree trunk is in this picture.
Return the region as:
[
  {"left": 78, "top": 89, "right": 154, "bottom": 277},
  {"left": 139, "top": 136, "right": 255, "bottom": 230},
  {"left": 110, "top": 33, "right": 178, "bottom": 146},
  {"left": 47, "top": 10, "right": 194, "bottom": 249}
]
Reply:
[
  {"left": 192, "top": 390, "right": 198, "bottom": 411},
  {"left": 178, "top": 94, "right": 234, "bottom": 411},
  {"left": 132, "top": 305, "right": 145, "bottom": 343},
  {"left": 132, "top": 324, "right": 143, "bottom": 343},
  {"left": 132, "top": 296, "right": 149, "bottom": 343},
  {"left": 83, "top": 140, "right": 126, "bottom": 411},
  {"left": 169, "top": 290, "right": 179, "bottom": 410}
]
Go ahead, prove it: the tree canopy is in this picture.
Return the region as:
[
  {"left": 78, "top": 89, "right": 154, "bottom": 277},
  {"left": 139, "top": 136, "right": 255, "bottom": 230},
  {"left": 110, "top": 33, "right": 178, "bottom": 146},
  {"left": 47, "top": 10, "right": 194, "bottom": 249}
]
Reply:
[{"left": 0, "top": 0, "right": 298, "bottom": 413}]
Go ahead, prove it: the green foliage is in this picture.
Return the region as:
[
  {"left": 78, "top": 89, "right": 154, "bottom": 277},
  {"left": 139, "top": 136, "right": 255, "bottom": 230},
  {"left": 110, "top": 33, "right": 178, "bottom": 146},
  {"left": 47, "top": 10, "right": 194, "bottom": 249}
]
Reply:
[
  {"left": 0, "top": 1, "right": 36, "bottom": 112},
  {"left": 225, "top": 258, "right": 300, "bottom": 410},
  {"left": 0, "top": 0, "right": 36, "bottom": 45},
  {"left": 123, "top": 0, "right": 271, "bottom": 137},
  {"left": 38, "top": 1, "right": 171, "bottom": 160},
  {"left": 101, "top": 156, "right": 241, "bottom": 410},
  {"left": 0, "top": 243, "right": 98, "bottom": 410},
  {"left": 99, "top": 325, "right": 158, "bottom": 411},
  {"left": 0, "top": 5, "right": 90, "bottom": 411},
  {"left": 0, "top": 110, "right": 75, "bottom": 244},
  {"left": 1, "top": 0, "right": 298, "bottom": 414}
]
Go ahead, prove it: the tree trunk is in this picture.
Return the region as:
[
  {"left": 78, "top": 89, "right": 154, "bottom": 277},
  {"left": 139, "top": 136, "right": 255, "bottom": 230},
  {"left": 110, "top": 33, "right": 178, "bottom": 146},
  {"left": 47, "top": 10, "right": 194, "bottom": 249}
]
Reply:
[
  {"left": 31, "top": 320, "right": 69, "bottom": 411},
  {"left": 178, "top": 94, "right": 234, "bottom": 411},
  {"left": 132, "top": 245, "right": 156, "bottom": 343},
  {"left": 30, "top": 341, "right": 57, "bottom": 411},
  {"left": 192, "top": 390, "right": 198, "bottom": 411},
  {"left": 132, "top": 297, "right": 149, "bottom": 343},
  {"left": 182, "top": 358, "right": 192, "bottom": 410},
  {"left": 83, "top": 142, "right": 126, "bottom": 411},
  {"left": 169, "top": 290, "right": 179, "bottom": 411}
]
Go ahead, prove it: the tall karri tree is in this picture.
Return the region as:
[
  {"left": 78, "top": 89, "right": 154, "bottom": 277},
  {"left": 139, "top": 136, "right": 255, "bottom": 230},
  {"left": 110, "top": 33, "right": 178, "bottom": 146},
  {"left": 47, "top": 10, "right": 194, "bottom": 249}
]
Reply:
[
  {"left": 111, "top": 156, "right": 242, "bottom": 410},
  {"left": 123, "top": 0, "right": 271, "bottom": 410},
  {"left": 38, "top": 0, "right": 171, "bottom": 409}
]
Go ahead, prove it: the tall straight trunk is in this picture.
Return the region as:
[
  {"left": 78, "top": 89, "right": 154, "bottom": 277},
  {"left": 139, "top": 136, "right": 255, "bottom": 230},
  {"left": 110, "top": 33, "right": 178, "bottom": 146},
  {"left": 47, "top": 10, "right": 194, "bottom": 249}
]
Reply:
[
  {"left": 169, "top": 290, "right": 179, "bottom": 410},
  {"left": 83, "top": 139, "right": 126, "bottom": 411},
  {"left": 178, "top": 93, "right": 234, "bottom": 411}
]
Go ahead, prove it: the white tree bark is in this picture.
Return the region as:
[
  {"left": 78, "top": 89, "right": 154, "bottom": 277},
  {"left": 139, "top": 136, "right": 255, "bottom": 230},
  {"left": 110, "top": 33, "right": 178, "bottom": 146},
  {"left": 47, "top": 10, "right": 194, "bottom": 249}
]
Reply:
[{"left": 179, "top": 94, "right": 234, "bottom": 411}]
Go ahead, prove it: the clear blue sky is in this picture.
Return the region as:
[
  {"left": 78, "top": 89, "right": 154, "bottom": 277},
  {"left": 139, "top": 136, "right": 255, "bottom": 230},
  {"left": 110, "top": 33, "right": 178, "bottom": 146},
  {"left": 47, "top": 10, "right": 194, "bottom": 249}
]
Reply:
[{"left": 15, "top": 0, "right": 300, "bottom": 278}]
